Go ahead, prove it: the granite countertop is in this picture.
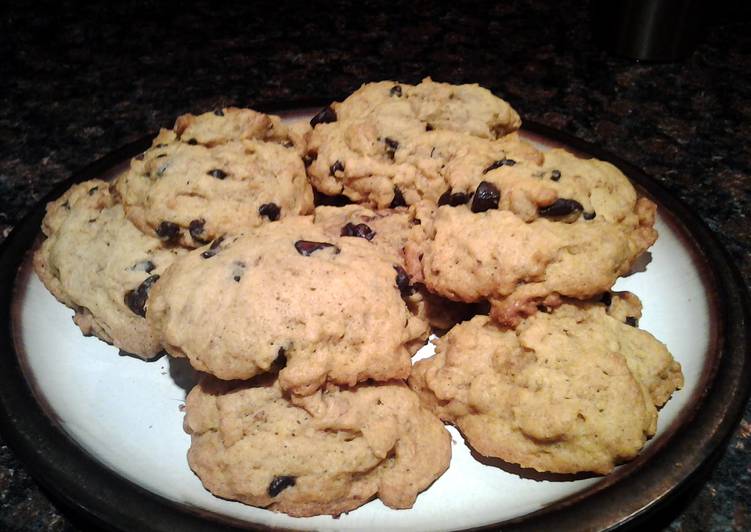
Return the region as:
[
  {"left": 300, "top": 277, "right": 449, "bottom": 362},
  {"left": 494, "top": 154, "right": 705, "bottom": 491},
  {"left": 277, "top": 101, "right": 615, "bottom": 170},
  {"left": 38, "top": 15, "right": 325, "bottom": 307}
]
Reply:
[{"left": 1, "top": 1, "right": 749, "bottom": 530}]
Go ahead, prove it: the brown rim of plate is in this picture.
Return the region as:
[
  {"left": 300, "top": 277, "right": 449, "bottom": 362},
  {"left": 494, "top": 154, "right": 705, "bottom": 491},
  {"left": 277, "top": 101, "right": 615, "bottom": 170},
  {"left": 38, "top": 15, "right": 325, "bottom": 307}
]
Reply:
[{"left": 0, "top": 116, "right": 747, "bottom": 532}]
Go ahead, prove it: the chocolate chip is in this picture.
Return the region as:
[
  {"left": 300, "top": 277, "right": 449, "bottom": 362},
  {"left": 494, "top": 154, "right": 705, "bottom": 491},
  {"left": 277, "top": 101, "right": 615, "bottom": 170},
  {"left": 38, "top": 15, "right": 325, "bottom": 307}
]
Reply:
[
  {"left": 131, "top": 260, "right": 155, "bottom": 273},
  {"left": 303, "top": 153, "right": 317, "bottom": 167},
  {"left": 189, "top": 219, "right": 207, "bottom": 243},
  {"left": 187, "top": 138, "right": 198, "bottom": 145},
  {"left": 267, "top": 475, "right": 296, "bottom": 497},
  {"left": 550, "top": 169, "right": 561, "bottom": 181},
  {"left": 88, "top": 186, "right": 99, "bottom": 195},
  {"left": 213, "top": 109, "right": 224, "bottom": 116},
  {"left": 282, "top": 140, "right": 294, "bottom": 148},
  {"left": 538, "top": 198, "right": 584, "bottom": 219},
  {"left": 384, "top": 137, "right": 399, "bottom": 159},
  {"left": 394, "top": 265, "right": 413, "bottom": 296},
  {"left": 124, "top": 275, "right": 160, "bottom": 317},
  {"left": 134, "top": 153, "right": 145, "bottom": 161},
  {"left": 273, "top": 347, "right": 287, "bottom": 368},
  {"left": 201, "top": 236, "right": 225, "bottom": 259},
  {"left": 438, "top": 189, "right": 470, "bottom": 207},
  {"left": 583, "top": 211, "right": 597, "bottom": 220},
  {"left": 313, "top": 190, "right": 352, "bottom": 207},
  {"left": 625, "top": 316, "right": 638, "bottom": 327},
  {"left": 294, "top": 240, "right": 340, "bottom": 256},
  {"left": 208, "top": 168, "right": 228, "bottom": 179},
  {"left": 425, "top": 123, "right": 434, "bottom": 131},
  {"left": 483, "top": 158, "right": 516, "bottom": 174},
  {"left": 232, "top": 261, "right": 246, "bottom": 282},
  {"left": 329, "top": 160, "right": 344, "bottom": 176},
  {"left": 600, "top": 292, "right": 612, "bottom": 307},
  {"left": 389, "top": 85, "right": 402, "bottom": 97},
  {"left": 341, "top": 222, "right": 376, "bottom": 240},
  {"left": 471, "top": 181, "right": 500, "bottom": 213},
  {"left": 259, "top": 203, "right": 281, "bottom": 221},
  {"left": 156, "top": 153, "right": 167, "bottom": 159},
  {"left": 155, "top": 221, "right": 180, "bottom": 242},
  {"left": 537, "top": 304, "right": 551, "bottom": 313},
  {"left": 310, "top": 106, "right": 337, "bottom": 127},
  {"left": 390, "top": 187, "right": 407, "bottom": 208}
]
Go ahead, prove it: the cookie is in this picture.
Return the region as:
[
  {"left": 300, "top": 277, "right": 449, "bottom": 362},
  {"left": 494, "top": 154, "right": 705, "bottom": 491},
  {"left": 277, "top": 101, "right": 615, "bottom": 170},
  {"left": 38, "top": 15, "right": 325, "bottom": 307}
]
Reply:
[
  {"left": 408, "top": 149, "right": 658, "bottom": 325},
  {"left": 305, "top": 79, "right": 538, "bottom": 208},
  {"left": 148, "top": 217, "right": 429, "bottom": 394},
  {"left": 184, "top": 376, "right": 451, "bottom": 517},
  {"left": 33, "top": 179, "right": 185, "bottom": 358},
  {"left": 409, "top": 294, "right": 683, "bottom": 474},
  {"left": 115, "top": 107, "right": 314, "bottom": 248}
]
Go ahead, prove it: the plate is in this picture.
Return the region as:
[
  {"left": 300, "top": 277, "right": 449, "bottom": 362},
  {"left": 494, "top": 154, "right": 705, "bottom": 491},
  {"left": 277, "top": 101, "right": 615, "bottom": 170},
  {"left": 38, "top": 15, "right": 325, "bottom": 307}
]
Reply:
[{"left": 0, "top": 113, "right": 748, "bottom": 532}]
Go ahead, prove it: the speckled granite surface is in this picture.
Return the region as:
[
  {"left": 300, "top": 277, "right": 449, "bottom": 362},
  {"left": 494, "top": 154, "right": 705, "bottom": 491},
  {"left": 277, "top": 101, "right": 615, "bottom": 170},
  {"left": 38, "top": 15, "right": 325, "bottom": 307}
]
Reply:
[{"left": 1, "top": 1, "right": 749, "bottom": 530}]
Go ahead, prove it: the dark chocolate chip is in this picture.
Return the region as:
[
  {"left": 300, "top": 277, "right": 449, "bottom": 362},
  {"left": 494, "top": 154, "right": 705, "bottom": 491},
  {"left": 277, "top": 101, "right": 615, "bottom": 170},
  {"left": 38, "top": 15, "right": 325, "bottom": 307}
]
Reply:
[
  {"left": 303, "top": 153, "right": 317, "bottom": 167},
  {"left": 134, "top": 153, "right": 145, "bottom": 161},
  {"left": 625, "top": 316, "right": 638, "bottom": 327},
  {"left": 189, "top": 219, "right": 207, "bottom": 243},
  {"left": 471, "top": 181, "right": 501, "bottom": 213},
  {"left": 282, "top": 140, "right": 294, "bottom": 148},
  {"left": 131, "top": 260, "right": 155, "bottom": 273},
  {"left": 425, "top": 123, "right": 434, "bottom": 131},
  {"left": 329, "top": 160, "right": 344, "bottom": 176},
  {"left": 483, "top": 158, "right": 516, "bottom": 174},
  {"left": 313, "top": 190, "right": 352, "bottom": 207},
  {"left": 267, "top": 475, "right": 296, "bottom": 497},
  {"left": 273, "top": 347, "right": 287, "bottom": 368},
  {"left": 155, "top": 221, "right": 180, "bottom": 242},
  {"left": 394, "top": 265, "right": 413, "bottom": 296},
  {"left": 550, "top": 169, "right": 561, "bottom": 181},
  {"left": 583, "top": 211, "right": 597, "bottom": 220},
  {"left": 389, "top": 85, "right": 402, "bottom": 97},
  {"left": 201, "top": 236, "right": 225, "bottom": 259},
  {"left": 384, "top": 137, "right": 399, "bottom": 159},
  {"left": 88, "top": 186, "right": 99, "bottom": 195},
  {"left": 438, "top": 189, "right": 470, "bottom": 207},
  {"left": 187, "top": 138, "right": 198, "bottom": 145},
  {"left": 341, "top": 222, "right": 376, "bottom": 240},
  {"left": 294, "top": 240, "right": 340, "bottom": 256},
  {"left": 538, "top": 198, "right": 584, "bottom": 219},
  {"left": 124, "top": 275, "right": 160, "bottom": 317},
  {"left": 213, "top": 109, "right": 224, "bottom": 116},
  {"left": 259, "top": 203, "right": 281, "bottom": 221},
  {"left": 390, "top": 187, "right": 407, "bottom": 208},
  {"left": 208, "top": 168, "right": 228, "bottom": 179},
  {"left": 600, "top": 292, "right": 612, "bottom": 307},
  {"left": 310, "top": 106, "right": 337, "bottom": 127},
  {"left": 537, "top": 304, "right": 550, "bottom": 313}
]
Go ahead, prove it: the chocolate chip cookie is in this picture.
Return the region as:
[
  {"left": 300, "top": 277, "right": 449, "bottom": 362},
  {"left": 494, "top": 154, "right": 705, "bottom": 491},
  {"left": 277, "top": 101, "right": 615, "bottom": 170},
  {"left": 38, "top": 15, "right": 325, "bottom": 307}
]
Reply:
[
  {"left": 409, "top": 294, "right": 683, "bottom": 474},
  {"left": 115, "top": 107, "right": 314, "bottom": 247},
  {"left": 33, "top": 179, "right": 185, "bottom": 358},
  {"left": 184, "top": 376, "right": 451, "bottom": 517},
  {"left": 149, "top": 217, "right": 429, "bottom": 394}
]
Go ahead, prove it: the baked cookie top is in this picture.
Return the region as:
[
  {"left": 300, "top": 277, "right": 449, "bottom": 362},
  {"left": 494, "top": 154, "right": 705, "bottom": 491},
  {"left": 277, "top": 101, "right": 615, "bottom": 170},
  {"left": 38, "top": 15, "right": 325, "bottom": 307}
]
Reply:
[
  {"left": 184, "top": 376, "right": 451, "bottom": 517},
  {"left": 33, "top": 179, "right": 185, "bottom": 358},
  {"left": 407, "top": 149, "right": 658, "bottom": 325},
  {"left": 305, "top": 79, "right": 534, "bottom": 208},
  {"left": 148, "top": 216, "right": 429, "bottom": 394},
  {"left": 115, "top": 107, "right": 314, "bottom": 248},
  {"left": 409, "top": 294, "right": 683, "bottom": 475}
]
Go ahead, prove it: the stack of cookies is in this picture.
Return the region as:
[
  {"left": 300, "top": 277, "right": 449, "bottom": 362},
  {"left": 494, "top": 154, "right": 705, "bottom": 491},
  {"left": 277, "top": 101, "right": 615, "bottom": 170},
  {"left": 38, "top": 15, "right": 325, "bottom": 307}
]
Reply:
[{"left": 33, "top": 78, "right": 683, "bottom": 517}]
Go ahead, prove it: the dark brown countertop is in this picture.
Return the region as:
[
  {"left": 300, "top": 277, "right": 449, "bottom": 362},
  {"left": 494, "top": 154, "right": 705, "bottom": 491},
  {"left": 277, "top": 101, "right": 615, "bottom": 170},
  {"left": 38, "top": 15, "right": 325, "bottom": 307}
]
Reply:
[{"left": 1, "top": 1, "right": 749, "bottom": 530}]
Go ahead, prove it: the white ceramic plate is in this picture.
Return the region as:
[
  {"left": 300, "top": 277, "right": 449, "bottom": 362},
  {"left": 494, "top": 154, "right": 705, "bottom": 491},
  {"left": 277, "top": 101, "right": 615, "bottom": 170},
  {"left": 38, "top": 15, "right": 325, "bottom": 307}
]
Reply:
[{"left": 1, "top": 114, "right": 747, "bottom": 532}]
